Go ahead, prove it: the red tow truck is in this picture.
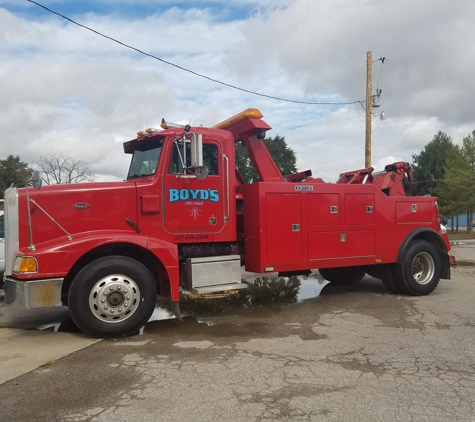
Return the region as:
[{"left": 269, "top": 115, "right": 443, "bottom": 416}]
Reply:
[{"left": 3, "top": 108, "right": 453, "bottom": 337}]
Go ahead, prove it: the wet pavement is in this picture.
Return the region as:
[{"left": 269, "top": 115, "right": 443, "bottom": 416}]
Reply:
[
  {"left": 2, "top": 271, "right": 475, "bottom": 421},
  {"left": 1, "top": 241, "right": 475, "bottom": 421},
  {"left": 0, "top": 274, "right": 328, "bottom": 332}
]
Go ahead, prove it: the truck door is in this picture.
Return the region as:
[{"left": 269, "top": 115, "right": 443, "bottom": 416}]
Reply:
[{"left": 162, "top": 138, "right": 228, "bottom": 237}]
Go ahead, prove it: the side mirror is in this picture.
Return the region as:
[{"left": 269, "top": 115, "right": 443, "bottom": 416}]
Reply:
[
  {"left": 195, "top": 166, "right": 209, "bottom": 181},
  {"left": 191, "top": 133, "right": 203, "bottom": 168},
  {"left": 31, "top": 171, "right": 42, "bottom": 190},
  {"left": 191, "top": 133, "right": 208, "bottom": 180}
]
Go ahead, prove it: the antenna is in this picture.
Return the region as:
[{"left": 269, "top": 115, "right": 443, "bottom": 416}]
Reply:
[
  {"left": 188, "top": 106, "right": 198, "bottom": 128},
  {"left": 143, "top": 86, "right": 148, "bottom": 128}
]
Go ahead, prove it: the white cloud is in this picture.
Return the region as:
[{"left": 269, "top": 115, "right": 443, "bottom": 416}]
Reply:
[{"left": 1, "top": 0, "right": 474, "bottom": 183}]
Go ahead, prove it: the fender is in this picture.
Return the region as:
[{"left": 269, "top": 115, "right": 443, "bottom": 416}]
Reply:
[
  {"left": 146, "top": 237, "right": 180, "bottom": 301},
  {"left": 14, "top": 231, "right": 179, "bottom": 298},
  {"left": 396, "top": 228, "right": 449, "bottom": 263}
]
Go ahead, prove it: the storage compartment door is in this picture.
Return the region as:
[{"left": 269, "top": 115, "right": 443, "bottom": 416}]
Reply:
[{"left": 266, "top": 193, "right": 303, "bottom": 264}]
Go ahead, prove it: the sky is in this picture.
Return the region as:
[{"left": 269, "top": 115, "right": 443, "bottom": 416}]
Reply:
[{"left": 1, "top": 0, "right": 474, "bottom": 182}]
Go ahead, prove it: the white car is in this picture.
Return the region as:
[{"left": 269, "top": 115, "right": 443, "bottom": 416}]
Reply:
[{"left": 0, "top": 207, "right": 4, "bottom": 275}]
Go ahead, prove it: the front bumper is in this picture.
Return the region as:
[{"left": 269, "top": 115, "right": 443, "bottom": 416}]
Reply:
[{"left": 4, "top": 276, "right": 64, "bottom": 309}]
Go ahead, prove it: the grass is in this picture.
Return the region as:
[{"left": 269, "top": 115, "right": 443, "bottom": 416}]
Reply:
[
  {"left": 447, "top": 232, "right": 475, "bottom": 240},
  {"left": 456, "top": 260, "right": 475, "bottom": 267}
]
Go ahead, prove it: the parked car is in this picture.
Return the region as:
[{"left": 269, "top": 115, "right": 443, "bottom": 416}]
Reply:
[
  {"left": 0, "top": 216, "right": 4, "bottom": 276},
  {"left": 0, "top": 207, "right": 4, "bottom": 276}
]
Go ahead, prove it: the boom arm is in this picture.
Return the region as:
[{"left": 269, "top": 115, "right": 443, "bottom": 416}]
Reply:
[
  {"left": 214, "top": 109, "right": 284, "bottom": 183},
  {"left": 337, "top": 161, "right": 438, "bottom": 197}
]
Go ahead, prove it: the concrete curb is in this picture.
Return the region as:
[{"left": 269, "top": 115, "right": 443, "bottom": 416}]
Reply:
[{"left": 0, "top": 328, "right": 101, "bottom": 385}]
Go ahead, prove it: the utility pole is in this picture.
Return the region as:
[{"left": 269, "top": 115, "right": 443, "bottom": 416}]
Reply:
[{"left": 365, "top": 51, "right": 372, "bottom": 168}]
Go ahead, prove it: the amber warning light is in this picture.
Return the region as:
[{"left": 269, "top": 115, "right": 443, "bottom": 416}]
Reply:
[
  {"left": 213, "top": 108, "right": 263, "bottom": 130},
  {"left": 136, "top": 128, "right": 160, "bottom": 138}
]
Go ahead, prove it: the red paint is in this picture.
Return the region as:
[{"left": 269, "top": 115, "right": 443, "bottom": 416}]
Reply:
[{"left": 9, "top": 110, "right": 451, "bottom": 310}]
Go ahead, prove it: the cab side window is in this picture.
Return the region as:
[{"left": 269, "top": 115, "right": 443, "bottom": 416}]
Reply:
[
  {"left": 168, "top": 142, "right": 219, "bottom": 176},
  {"left": 168, "top": 142, "right": 189, "bottom": 174},
  {"left": 0, "top": 215, "right": 4, "bottom": 238},
  {"left": 203, "top": 144, "right": 219, "bottom": 175}
]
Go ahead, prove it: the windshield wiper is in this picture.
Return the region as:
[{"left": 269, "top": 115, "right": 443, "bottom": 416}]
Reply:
[{"left": 128, "top": 174, "right": 149, "bottom": 180}]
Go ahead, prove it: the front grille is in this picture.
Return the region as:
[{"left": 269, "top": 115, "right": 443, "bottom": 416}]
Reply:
[{"left": 4, "top": 187, "right": 19, "bottom": 276}]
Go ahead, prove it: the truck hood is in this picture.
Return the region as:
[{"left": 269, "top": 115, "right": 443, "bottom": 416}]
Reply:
[{"left": 17, "top": 181, "right": 137, "bottom": 249}]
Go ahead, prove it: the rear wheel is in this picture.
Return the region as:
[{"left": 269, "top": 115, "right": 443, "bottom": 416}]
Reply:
[
  {"left": 393, "top": 240, "right": 441, "bottom": 295},
  {"left": 330, "top": 266, "right": 366, "bottom": 284},
  {"left": 318, "top": 268, "right": 334, "bottom": 282},
  {"left": 321, "top": 266, "right": 366, "bottom": 285},
  {"left": 365, "top": 266, "right": 381, "bottom": 279},
  {"left": 68, "top": 256, "right": 157, "bottom": 338},
  {"left": 379, "top": 264, "right": 403, "bottom": 294}
]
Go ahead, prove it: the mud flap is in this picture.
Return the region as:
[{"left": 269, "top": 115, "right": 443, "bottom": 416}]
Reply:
[
  {"left": 169, "top": 297, "right": 183, "bottom": 322},
  {"left": 441, "top": 253, "right": 454, "bottom": 280}
]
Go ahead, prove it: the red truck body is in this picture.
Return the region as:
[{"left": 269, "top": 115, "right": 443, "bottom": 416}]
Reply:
[
  {"left": 242, "top": 181, "right": 440, "bottom": 272},
  {"left": 3, "top": 109, "right": 453, "bottom": 337}
]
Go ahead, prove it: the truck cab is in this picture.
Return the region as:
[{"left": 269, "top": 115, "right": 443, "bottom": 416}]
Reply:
[{"left": 124, "top": 125, "right": 238, "bottom": 247}]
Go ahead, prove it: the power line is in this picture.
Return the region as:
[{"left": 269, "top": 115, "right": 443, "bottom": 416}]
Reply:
[
  {"left": 28, "top": 0, "right": 363, "bottom": 106},
  {"left": 375, "top": 57, "right": 386, "bottom": 92},
  {"left": 375, "top": 113, "right": 388, "bottom": 161}
]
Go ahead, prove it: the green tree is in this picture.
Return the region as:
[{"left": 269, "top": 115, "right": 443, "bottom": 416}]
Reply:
[
  {"left": 437, "top": 132, "right": 475, "bottom": 233},
  {"left": 235, "top": 142, "right": 255, "bottom": 184},
  {"left": 0, "top": 155, "right": 34, "bottom": 199},
  {"left": 458, "top": 132, "right": 475, "bottom": 233},
  {"left": 235, "top": 135, "right": 297, "bottom": 183},
  {"left": 436, "top": 146, "right": 465, "bottom": 229},
  {"left": 412, "top": 131, "right": 455, "bottom": 183}
]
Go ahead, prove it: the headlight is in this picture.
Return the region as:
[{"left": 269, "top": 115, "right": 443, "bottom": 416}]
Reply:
[{"left": 13, "top": 256, "right": 38, "bottom": 273}]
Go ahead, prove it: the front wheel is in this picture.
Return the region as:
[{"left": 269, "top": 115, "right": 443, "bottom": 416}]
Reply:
[
  {"left": 68, "top": 256, "right": 157, "bottom": 338},
  {"left": 393, "top": 240, "right": 441, "bottom": 295}
]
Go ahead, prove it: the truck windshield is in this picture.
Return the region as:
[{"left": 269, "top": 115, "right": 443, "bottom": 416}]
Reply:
[{"left": 127, "top": 137, "right": 164, "bottom": 180}]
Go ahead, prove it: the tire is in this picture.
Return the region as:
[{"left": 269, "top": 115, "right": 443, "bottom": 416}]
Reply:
[
  {"left": 365, "top": 266, "right": 381, "bottom": 279},
  {"left": 366, "top": 264, "right": 402, "bottom": 293},
  {"left": 68, "top": 256, "right": 157, "bottom": 338},
  {"left": 378, "top": 264, "right": 403, "bottom": 294},
  {"left": 393, "top": 240, "right": 441, "bottom": 296},
  {"left": 326, "top": 266, "right": 366, "bottom": 285},
  {"left": 318, "top": 268, "right": 335, "bottom": 282}
]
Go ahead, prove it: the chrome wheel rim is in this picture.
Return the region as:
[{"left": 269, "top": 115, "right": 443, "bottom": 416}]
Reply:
[
  {"left": 89, "top": 274, "right": 141, "bottom": 323},
  {"left": 411, "top": 252, "right": 435, "bottom": 285}
]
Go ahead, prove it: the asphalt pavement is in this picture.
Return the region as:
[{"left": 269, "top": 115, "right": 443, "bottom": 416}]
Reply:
[{"left": 0, "top": 240, "right": 474, "bottom": 421}]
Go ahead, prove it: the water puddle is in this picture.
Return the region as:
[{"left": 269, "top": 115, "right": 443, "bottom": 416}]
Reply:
[
  {"left": 36, "top": 319, "right": 83, "bottom": 333},
  {"left": 150, "top": 273, "right": 329, "bottom": 325},
  {"left": 297, "top": 276, "right": 330, "bottom": 301},
  {"left": 2, "top": 273, "right": 329, "bottom": 334},
  {"left": 148, "top": 306, "right": 175, "bottom": 322}
]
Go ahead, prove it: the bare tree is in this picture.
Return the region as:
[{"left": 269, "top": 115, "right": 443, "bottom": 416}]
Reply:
[{"left": 37, "top": 154, "right": 96, "bottom": 185}]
